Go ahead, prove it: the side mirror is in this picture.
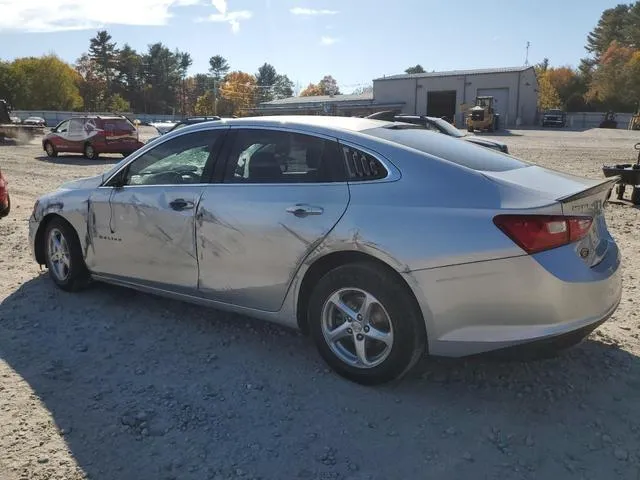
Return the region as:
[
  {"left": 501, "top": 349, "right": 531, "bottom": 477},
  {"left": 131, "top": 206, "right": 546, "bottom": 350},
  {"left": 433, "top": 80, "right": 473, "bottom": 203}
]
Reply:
[{"left": 109, "top": 169, "right": 127, "bottom": 189}]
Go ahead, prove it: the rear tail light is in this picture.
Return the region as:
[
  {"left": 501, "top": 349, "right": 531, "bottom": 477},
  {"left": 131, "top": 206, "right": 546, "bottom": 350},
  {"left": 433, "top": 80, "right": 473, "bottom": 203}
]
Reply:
[{"left": 493, "top": 215, "right": 592, "bottom": 254}]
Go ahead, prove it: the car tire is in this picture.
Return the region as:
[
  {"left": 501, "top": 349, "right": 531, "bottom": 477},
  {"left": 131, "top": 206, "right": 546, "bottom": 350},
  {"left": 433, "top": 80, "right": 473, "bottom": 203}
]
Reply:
[
  {"left": 44, "top": 217, "right": 90, "bottom": 292},
  {"left": 308, "top": 262, "right": 426, "bottom": 385},
  {"left": 0, "top": 193, "right": 9, "bottom": 218},
  {"left": 84, "top": 143, "right": 99, "bottom": 160},
  {"left": 44, "top": 141, "right": 58, "bottom": 158}
]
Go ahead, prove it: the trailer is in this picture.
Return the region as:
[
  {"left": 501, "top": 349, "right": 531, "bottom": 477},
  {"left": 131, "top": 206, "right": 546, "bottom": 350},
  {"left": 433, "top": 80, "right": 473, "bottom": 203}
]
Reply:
[{"left": 603, "top": 143, "right": 640, "bottom": 205}]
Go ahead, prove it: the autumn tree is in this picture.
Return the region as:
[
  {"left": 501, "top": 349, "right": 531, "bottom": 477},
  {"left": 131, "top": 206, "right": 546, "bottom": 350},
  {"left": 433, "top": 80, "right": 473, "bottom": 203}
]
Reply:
[
  {"left": 405, "top": 64, "right": 426, "bottom": 74},
  {"left": 300, "top": 82, "right": 324, "bottom": 96},
  {"left": 586, "top": 41, "right": 637, "bottom": 110},
  {"left": 586, "top": 5, "right": 630, "bottom": 60},
  {"left": 219, "top": 71, "right": 257, "bottom": 116},
  {"left": 11, "top": 55, "right": 83, "bottom": 110}
]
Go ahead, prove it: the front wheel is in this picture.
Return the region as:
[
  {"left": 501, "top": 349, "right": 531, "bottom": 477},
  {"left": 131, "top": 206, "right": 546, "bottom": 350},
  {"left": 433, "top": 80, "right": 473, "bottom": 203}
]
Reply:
[
  {"left": 84, "top": 143, "right": 99, "bottom": 160},
  {"left": 308, "top": 262, "right": 426, "bottom": 385},
  {"left": 44, "top": 217, "right": 90, "bottom": 291},
  {"left": 44, "top": 141, "right": 58, "bottom": 158}
]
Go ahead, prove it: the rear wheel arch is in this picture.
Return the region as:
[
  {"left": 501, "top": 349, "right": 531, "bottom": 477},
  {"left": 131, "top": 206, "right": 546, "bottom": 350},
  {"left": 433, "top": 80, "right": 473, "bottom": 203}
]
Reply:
[{"left": 296, "top": 250, "right": 425, "bottom": 337}]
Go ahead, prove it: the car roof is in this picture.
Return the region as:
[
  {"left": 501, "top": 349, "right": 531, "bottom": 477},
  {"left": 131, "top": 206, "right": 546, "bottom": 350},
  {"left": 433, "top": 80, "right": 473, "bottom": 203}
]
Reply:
[{"left": 183, "top": 115, "right": 392, "bottom": 134}]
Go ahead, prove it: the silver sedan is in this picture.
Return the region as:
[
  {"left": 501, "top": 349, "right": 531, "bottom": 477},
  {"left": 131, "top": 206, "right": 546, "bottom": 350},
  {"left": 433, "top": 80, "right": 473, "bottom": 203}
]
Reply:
[{"left": 29, "top": 116, "right": 622, "bottom": 384}]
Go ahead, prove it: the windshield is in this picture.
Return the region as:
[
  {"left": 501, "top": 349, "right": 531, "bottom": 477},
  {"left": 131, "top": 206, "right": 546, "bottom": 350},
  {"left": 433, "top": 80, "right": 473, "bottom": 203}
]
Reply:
[
  {"left": 430, "top": 118, "right": 465, "bottom": 138},
  {"left": 364, "top": 126, "right": 528, "bottom": 172}
]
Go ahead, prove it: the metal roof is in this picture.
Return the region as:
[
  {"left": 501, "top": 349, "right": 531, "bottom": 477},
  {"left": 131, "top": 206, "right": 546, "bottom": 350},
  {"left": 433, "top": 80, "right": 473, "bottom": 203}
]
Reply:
[
  {"left": 260, "top": 92, "right": 374, "bottom": 106},
  {"left": 374, "top": 66, "right": 534, "bottom": 81}
]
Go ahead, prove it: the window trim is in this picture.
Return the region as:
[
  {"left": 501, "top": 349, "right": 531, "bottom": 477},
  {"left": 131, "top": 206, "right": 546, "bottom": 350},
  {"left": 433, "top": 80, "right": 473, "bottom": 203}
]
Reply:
[
  {"left": 220, "top": 126, "right": 347, "bottom": 185},
  {"left": 100, "top": 126, "right": 230, "bottom": 188},
  {"left": 337, "top": 140, "right": 400, "bottom": 184}
]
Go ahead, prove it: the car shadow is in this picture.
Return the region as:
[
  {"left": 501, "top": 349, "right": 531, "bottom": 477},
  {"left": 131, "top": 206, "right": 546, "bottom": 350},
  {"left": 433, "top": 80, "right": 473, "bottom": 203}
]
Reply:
[
  {"left": 35, "top": 155, "right": 123, "bottom": 166},
  {"left": 1, "top": 276, "right": 639, "bottom": 479}
]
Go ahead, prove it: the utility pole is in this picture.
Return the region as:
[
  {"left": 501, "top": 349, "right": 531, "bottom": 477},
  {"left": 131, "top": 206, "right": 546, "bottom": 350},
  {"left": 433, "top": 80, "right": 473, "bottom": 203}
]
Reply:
[{"left": 524, "top": 41, "right": 531, "bottom": 66}]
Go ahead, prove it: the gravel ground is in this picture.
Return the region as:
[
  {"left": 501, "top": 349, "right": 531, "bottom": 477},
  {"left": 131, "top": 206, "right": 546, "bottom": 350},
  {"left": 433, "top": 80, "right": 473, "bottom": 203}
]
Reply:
[{"left": 1, "top": 126, "right": 639, "bottom": 480}]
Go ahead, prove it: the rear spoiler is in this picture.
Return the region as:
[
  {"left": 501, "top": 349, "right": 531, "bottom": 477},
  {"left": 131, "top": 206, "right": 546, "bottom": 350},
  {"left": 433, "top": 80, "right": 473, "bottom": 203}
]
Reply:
[{"left": 556, "top": 177, "right": 619, "bottom": 203}]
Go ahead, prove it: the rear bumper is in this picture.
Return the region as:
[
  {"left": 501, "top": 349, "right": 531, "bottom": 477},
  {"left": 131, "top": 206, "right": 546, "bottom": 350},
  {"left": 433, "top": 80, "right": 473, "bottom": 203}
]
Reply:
[{"left": 406, "top": 240, "right": 622, "bottom": 357}]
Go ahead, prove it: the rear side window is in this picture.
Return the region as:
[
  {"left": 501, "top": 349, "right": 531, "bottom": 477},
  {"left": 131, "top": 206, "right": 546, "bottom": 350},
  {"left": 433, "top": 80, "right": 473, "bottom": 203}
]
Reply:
[
  {"left": 364, "top": 126, "right": 528, "bottom": 172},
  {"left": 224, "top": 129, "right": 345, "bottom": 183},
  {"left": 341, "top": 145, "right": 387, "bottom": 181},
  {"left": 103, "top": 119, "right": 135, "bottom": 132}
]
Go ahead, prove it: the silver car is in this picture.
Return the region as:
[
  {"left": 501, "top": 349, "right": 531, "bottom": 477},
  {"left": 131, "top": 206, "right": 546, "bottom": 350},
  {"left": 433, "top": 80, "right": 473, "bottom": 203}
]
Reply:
[{"left": 29, "top": 116, "right": 622, "bottom": 384}]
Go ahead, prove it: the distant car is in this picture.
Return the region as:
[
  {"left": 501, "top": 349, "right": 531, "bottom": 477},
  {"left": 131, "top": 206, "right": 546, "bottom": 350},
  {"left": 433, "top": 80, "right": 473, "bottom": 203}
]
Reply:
[
  {"left": 43, "top": 116, "right": 144, "bottom": 159},
  {"left": 23, "top": 117, "right": 45, "bottom": 126},
  {"left": 542, "top": 109, "right": 566, "bottom": 127},
  {"left": 148, "top": 116, "right": 222, "bottom": 143},
  {"left": 367, "top": 112, "right": 509, "bottom": 153},
  {"left": 0, "top": 168, "right": 9, "bottom": 218},
  {"left": 29, "top": 115, "right": 621, "bottom": 384},
  {"left": 10, "top": 116, "right": 21, "bottom": 124}
]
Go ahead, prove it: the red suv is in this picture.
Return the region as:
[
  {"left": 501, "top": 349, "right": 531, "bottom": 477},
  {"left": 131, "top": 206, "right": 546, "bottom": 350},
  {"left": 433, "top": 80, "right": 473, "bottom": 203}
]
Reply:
[
  {"left": 0, "top": 168, "right": 9, "bottom": 218},
  {"left": 43, "top": 116, "right": 144, "bottom": 159}
]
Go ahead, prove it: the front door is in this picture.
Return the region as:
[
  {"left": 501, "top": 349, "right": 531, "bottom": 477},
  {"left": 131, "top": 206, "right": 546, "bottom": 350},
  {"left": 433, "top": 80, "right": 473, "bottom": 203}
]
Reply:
[
  {"left": 66, "top": 118, "right": 87, "bottom": 153},
  {"left": 88, "top": 128, "right": 226, "bottom": 290},
  {"left": 50, "top": 119, "right": 71, "bottom": 152},
  {"left": 196, "top": 128, "right": 350, "bottom": 311}
]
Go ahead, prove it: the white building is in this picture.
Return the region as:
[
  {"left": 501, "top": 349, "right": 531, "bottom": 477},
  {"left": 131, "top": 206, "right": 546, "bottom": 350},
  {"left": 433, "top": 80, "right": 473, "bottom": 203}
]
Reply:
[
  {"left": 373, "top": 66, "right": 538, "bottom": 126},
  {"left": 255, "top": 66, "right": 538, "bottom": 126}
]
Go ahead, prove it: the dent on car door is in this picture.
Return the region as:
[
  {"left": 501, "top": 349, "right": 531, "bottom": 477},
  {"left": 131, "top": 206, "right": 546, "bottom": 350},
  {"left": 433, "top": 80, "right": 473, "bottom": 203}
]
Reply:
[
  {"left": 196, "top": 128, "right": 350, "bottom": 312},
  {"left": 87, "top": 129, "right": 226, "bottom": 289}
]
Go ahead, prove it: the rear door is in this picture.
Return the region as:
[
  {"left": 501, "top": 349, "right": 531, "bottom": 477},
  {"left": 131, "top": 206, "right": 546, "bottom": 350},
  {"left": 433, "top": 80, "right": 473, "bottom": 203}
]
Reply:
[{"left": 196, "top": 128, "right": 350, "bottom": 311}]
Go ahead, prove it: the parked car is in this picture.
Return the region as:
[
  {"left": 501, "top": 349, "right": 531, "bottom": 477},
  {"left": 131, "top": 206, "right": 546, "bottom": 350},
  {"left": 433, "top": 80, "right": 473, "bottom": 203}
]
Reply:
[
  {"left": 367, "top": 112, "right": 509, "bottom": 153},
  {"left": 147, "top": 116, "right": 222, "bottom": 143},
  {"left": 0, "top": 168, "right": 9, "bottom": 218},
  {"left": 28, "top": 116, "right": 622, "bottom": 384},
  {"left": 23, "top": 116, "right": 46, "bottom": 126},
  {"left": 42, "top": 116, "right": 144, "bottom": 159},
  {"left": 10, "top": 116, "right": 21, "bottom": 124},
  {"left": 542, "top": 109, "right": 567, "bottom": 127}
]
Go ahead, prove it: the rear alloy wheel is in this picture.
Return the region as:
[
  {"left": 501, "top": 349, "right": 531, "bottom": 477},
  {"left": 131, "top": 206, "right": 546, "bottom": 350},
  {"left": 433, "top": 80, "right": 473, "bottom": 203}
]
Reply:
[
  {"left": 308, "top": 262, "right": 426, "bottom": 385},
  {"left": 44, "top": 141, "right": 57, "bottom": 158},
  {"left": 84, "top": 143, "right": 98, "bottom": 160},
  {"left": 44, "top": 218, "right": 90, "bottom": 291}
]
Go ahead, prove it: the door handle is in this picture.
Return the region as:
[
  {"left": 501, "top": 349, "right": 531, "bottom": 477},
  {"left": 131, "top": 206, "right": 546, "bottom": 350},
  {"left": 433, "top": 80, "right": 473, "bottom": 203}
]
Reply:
[
  {"left": 169, "top": 198, "right": 194, "bottom": 211},
  {"left": 285, "top": 204, "right": 324, "bottom": 217}
]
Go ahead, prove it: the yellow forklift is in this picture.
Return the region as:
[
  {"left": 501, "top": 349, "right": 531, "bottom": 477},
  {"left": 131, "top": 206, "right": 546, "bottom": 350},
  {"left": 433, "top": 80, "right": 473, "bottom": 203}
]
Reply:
[{"left": 466, "top": 96, "right": 500, "bottom": 132}]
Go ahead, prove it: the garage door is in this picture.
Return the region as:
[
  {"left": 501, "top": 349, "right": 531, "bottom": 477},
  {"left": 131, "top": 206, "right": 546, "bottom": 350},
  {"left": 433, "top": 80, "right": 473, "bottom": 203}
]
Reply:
[{"left": 477, "top": 88, "right": 509, "bottom": 125}]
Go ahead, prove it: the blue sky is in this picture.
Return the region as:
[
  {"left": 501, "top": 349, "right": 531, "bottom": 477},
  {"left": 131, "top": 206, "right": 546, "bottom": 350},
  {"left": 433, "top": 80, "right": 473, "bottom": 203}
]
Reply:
[{"left": 0, "top": 0, "right": 622, "bottom": 93}]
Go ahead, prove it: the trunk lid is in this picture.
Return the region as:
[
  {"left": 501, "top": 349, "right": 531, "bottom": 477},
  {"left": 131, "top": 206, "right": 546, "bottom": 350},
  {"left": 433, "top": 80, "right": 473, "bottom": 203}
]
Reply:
[{"left": 482, "top": 165, "right": 619, "bottom": 267}]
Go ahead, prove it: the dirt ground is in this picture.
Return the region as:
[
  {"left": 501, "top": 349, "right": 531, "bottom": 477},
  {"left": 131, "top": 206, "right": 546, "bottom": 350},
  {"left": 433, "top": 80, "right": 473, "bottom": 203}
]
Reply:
[{"left": 0, "top": 126, "right": 639, "bottom": 480}]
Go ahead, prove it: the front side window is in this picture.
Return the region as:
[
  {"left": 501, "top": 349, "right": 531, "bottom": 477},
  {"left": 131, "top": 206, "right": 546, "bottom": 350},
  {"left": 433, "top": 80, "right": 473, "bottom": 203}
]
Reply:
[
  {"left": 57, "top": 120, "right": 70, "bottom": 133},
  {"left": 120, "top": 130, "right": 219, "bottom": 186},
  {"left": 224, "top": 129, "right": 344, "bottom": 183}
]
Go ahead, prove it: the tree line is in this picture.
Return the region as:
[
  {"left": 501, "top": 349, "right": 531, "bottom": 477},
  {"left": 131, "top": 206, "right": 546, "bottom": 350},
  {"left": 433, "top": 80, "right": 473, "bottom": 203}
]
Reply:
[
  {"left": 0, "top": 30, "right": 344, "bottom": 116},
  {"left": 537, "top": 1, "right": 640, "bottom": 112},
  {"left": 1, "top": 2, "right": 639, "bottom": 115}
]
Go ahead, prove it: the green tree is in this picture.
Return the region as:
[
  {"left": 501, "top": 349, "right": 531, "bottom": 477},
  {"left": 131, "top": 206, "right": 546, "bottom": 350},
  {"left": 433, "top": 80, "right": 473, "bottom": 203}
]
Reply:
[
  {"left": 108, "top": 94, "right": 130, "bottom": 112},
  {"left": 208, "top": 55, "right": 230, "bottom": 82},
  {"left": 273, "top": 74, "right": 294, "bottom": 99},
  {"left": 586, "top": 4, "right": 630, "bottom": 59},
  {"left": 114, "top": 44, "right": 143, "bottom": 111},
  {"left": 89, "top": 30, "right": 119, "bottom": 95},
  {"left": 405, "top": 64, "right": 426, "bottom": 74},
  {"left": 255, "top": 63, "right": 278, "bottom": 103}
]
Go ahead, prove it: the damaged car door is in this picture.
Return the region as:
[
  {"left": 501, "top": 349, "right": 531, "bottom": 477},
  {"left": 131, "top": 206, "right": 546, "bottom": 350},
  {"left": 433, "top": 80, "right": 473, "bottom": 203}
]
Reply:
[
  {"left": 87, "top": 129, "right": 225, "bottom": 290},
  {"left": 195, "top": 128, "right": 350, "bottom": 311}
]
